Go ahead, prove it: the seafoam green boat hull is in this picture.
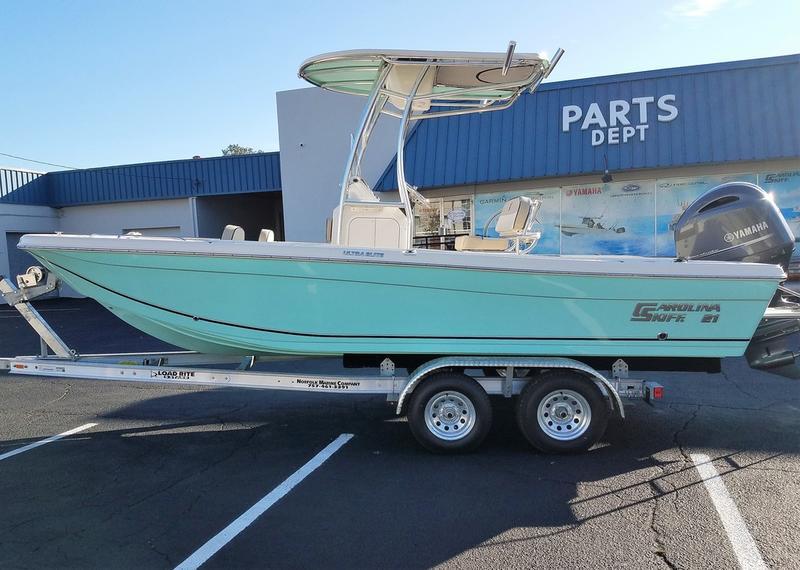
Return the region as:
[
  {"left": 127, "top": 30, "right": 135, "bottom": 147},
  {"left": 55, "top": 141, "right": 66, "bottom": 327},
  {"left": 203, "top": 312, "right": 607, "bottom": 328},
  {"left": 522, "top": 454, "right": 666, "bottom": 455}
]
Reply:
[{"left": 26, "top": 246, "right": 779, "bottom": 358}]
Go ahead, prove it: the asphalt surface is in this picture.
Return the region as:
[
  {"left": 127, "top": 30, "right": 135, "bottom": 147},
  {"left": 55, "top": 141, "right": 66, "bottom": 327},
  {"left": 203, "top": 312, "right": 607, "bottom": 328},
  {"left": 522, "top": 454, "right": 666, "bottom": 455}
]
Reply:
[{"left": 1, "top": 298, "right": 799, "bottom": 569}]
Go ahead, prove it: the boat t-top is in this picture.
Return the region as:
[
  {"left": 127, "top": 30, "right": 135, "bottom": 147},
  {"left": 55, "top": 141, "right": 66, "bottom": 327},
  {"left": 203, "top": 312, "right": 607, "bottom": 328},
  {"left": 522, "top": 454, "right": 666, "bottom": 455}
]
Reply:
[{"left": 5, "top": 44, "right": 800, "bottom": 453}]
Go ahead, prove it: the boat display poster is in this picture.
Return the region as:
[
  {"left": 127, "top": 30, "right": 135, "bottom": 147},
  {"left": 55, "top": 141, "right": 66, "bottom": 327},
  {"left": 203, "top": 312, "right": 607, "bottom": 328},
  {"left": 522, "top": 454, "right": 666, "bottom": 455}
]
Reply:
[
  {"left": 655, "top": 173, "right": 757, "bottom": 256},
  {"left": 474, "top": 188, "right": 561, "bottom": 253},
  {"left": 559, "top": 180, "right": 655, "bottom": 255},
  {"left": 757, "top": 169, "right": 800, "bottom": 239}
]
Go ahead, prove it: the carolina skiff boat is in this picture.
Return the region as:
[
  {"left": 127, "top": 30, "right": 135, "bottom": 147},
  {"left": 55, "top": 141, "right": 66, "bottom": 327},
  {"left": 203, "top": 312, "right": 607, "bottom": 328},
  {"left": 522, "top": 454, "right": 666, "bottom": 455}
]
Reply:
[
  {"left": 8, "top": 44, "right": 800, "bottom": 454},
  {"left": 14, "top": 47, "right": 793, "bottom": 365}
]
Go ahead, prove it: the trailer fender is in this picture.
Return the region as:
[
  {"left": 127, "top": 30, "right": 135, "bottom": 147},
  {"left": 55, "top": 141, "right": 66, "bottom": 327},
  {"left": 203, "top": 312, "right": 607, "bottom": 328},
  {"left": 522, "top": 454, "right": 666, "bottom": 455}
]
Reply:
[{"left": 396, "top": 356, "right": 624, "bottom": 418}]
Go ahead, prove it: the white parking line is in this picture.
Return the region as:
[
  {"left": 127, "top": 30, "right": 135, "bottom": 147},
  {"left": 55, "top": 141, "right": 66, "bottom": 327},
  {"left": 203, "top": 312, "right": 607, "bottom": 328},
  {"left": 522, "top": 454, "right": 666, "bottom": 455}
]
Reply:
[
  {"left": 174, "top": 433, "right": 354, "bottom": 570},
  {"left": 0, "top": 423, "right": 97, "bottom": 462},
  {"left": 691, "top": 453, "right": 768, "bottom": 570}
]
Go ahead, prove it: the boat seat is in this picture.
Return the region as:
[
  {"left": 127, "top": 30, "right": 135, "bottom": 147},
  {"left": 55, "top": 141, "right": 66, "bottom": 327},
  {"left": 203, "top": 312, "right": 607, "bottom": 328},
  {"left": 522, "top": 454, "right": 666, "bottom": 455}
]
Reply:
[
  {"left": 221, "top": 225, "right": 245, "bottom": 241},
  {"left": 453, "top": 236, "right": 509, "bottom": 251},
  {"left": 455, "top": 196, "right": 541, "bottom": 253},
  {"left": 258, "top": 229, "right": 275, "bottom": 242}
]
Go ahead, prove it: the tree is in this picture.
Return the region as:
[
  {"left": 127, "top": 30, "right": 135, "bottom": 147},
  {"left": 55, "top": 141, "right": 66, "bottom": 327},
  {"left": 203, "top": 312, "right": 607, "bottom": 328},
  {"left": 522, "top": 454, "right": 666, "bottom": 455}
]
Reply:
[{"left": 221, "top": 144, "right": 264, "bottom": 156}]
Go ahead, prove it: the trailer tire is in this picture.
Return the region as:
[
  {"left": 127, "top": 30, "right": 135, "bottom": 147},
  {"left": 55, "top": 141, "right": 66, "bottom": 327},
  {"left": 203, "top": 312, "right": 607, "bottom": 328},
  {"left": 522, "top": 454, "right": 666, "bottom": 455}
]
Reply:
[
  {"left": 407, "top": 372, "right": 492, "bottom": 453},
  {"left": 516, "top": 371, "right": 609, "bottom": 454}
]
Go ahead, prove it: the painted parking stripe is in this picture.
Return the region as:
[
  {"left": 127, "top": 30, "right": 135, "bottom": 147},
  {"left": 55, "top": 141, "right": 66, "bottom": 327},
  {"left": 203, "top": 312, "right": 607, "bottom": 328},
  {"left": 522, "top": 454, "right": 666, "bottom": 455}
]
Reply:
[
  {"left": 691, "top": 454, "right": 767, "bottom": 570},
  {"left": 174, "top": 433, "right": 354, "bottom": 570},
  {"left": 0, "top": 423, "right": 97, "bottom": 462}
]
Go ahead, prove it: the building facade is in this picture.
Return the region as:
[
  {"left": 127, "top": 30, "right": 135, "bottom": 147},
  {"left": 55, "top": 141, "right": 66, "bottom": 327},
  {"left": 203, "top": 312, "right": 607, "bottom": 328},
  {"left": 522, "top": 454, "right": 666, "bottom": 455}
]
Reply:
[
  {"left": 369, "top": 54, "right": 800, "bottom": 255},
  {"left": 0, "top": 153, "right": 282, "bottom": 289}
]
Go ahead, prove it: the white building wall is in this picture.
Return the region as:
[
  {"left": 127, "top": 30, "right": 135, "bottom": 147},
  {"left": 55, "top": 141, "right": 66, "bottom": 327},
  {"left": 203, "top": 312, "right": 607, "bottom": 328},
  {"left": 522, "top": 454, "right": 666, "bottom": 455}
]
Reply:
[
  {"left": 58, "top": 198, "right": 196, "bottom": 237},
  {"left": 0, "top": 203, "right": 60, "bottom": 281},
  {"left": 277, "top": 87, "right": 399, "bottom": 243},
  {"left": 1, "top": 199, "right": 197, "bottom": 282}
]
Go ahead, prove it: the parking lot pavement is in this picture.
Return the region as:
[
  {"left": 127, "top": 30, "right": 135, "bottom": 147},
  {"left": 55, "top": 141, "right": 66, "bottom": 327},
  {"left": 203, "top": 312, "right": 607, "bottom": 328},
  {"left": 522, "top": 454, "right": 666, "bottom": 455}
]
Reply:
[{"left": 1, "top": 299, "right": 799, "bottom": 569}]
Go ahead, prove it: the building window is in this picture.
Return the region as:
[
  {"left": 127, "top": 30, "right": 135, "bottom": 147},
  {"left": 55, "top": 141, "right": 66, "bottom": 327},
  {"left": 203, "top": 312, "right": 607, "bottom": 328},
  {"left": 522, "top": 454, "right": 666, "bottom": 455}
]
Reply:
[{"left": 413, "top": 196, "right": 473, "bottom": 249}]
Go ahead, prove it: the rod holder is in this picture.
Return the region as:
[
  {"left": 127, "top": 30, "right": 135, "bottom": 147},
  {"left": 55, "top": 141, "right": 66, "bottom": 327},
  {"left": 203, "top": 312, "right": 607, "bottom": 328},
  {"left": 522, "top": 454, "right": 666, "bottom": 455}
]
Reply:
[{"left": 501, "top": 41, "right": 517, "bottom": 77}]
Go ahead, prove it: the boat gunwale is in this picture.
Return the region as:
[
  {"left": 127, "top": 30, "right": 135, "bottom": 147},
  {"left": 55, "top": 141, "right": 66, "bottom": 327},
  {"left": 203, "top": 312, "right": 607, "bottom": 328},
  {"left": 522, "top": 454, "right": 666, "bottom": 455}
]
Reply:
[{"left": 19, "top": 236, "right": 786, "bottom": 282}]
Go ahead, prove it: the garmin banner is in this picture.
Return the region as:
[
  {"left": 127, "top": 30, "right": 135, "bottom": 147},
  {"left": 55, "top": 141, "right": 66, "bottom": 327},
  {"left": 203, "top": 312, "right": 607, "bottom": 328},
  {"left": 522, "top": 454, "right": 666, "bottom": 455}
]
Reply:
[
  {"left": 559, "top": 181, "right": 655, "bottom": 255},
  {"left": 473, "top": 188, "right": 560, "bottom": 254},
  {"left": 655, "top": 173, "right": 757, "bottom": 256}
]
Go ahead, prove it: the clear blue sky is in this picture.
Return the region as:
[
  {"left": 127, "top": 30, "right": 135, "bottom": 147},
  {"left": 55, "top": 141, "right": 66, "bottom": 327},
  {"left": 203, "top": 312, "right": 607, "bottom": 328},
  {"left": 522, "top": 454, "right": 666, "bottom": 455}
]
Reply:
[{"left": 2, "top": 0, "right": 798, "bottom": 171}]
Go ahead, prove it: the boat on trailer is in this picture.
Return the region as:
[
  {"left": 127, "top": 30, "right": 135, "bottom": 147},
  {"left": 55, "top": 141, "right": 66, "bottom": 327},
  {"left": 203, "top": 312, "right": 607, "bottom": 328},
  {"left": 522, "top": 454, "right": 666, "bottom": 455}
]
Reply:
[{"left": 4, "top": 44, "right": 800, "bottom": 453}]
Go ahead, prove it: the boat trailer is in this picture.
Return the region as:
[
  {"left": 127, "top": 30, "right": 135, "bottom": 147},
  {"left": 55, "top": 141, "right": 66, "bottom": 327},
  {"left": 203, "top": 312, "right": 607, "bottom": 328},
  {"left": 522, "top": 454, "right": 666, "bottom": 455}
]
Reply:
[{"left": 2, "top": 269, "right": 666, "bottom": 453}]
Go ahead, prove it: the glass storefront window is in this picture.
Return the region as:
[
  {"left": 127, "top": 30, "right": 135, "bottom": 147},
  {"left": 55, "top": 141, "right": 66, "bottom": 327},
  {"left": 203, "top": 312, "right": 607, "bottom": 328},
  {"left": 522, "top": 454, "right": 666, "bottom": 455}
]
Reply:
[
  {"left": 413, "top": 195, "right": 473, "bottom": 250},
  {"left": 414, "top": 196, "right": 472, "bottom": 237},
  {"left": 414, "top": 201, "right": 442, "bottom": 236},
  {"left": 442, "top": 198, "right": 472, "bottom": 234}
]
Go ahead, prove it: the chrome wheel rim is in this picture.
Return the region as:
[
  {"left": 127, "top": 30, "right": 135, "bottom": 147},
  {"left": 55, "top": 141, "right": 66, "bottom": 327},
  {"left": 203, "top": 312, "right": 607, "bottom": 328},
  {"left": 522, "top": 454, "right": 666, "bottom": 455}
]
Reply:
[
  {"left": 424, "top": 391, "right": 476, "bottom": 441},
  {"left": 536, "top": 389, "right": 592, "bottom": 441}
]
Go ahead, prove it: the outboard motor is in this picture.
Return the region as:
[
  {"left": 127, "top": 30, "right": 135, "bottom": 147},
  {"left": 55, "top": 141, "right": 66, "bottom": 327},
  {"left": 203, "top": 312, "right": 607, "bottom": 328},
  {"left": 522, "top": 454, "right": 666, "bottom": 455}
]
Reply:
[
  {"left": 674, "top": 182, "right": 800, "bottom": 378},
  {"left": 674, "top": 182, "right": 794, "bottom": 268}
]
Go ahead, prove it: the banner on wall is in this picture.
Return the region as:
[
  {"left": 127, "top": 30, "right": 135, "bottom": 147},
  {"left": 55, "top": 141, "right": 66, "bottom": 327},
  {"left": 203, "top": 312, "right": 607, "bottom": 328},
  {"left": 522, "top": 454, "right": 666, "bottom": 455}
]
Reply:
[
  {"left": 758, "top": 170, "right": 800, "bottom": 240},
  {"left": 474, "top": 188, "right": 561, "bottom": 254},
  {"left": 559, "top": 180, "right": 655, "bottom": 255},
  {"left": 655, "top": 173, "right": 757, "bottom": 256}
]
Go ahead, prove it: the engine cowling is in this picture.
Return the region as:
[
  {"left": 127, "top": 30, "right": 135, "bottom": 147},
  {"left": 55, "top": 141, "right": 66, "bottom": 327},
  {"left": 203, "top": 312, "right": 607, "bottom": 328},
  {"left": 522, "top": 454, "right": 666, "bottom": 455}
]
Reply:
[{"left": 673, "top": 182, "right": 794, "bottom": 271}]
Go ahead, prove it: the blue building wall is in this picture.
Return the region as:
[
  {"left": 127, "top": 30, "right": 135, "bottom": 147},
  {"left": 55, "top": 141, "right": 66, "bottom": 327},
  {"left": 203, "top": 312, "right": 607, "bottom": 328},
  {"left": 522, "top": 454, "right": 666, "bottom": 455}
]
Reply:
[
  {"left": 1, "top": 152, "right": 281, "bottom": 206},
  {"left": 47, "top": 152, "right": 281, "bottom": 206},
  {"left": 0, "top": 168, "right": 49, "bottom": 205},
  {"left": 375, "top": 54, "right": 800, "bottom": 191}
]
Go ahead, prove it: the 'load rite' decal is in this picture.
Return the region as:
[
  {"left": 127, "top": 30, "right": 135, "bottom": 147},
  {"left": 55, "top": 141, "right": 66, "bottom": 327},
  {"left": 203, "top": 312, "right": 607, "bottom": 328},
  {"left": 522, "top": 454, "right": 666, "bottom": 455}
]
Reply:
[{"left": 631, "top": 303, "right": 720, "bottom": 323}]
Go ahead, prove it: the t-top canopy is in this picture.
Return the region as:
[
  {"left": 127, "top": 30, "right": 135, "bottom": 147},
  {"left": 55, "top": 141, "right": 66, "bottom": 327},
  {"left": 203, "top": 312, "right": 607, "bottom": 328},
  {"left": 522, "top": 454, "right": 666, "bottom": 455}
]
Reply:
[
  {"left": 306, "top": 45, "right": 562, "bottom": 249},
  {"left": 298, "top": 48, "right": 557, "bottom": 110}
]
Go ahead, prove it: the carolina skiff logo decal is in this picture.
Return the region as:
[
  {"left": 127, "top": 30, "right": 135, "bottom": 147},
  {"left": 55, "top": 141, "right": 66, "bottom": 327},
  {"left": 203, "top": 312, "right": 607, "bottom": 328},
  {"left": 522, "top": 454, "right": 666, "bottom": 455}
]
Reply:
[
  {"left": 723, "top": 221, "right": 769, "bottom": 244},
  {"left": 631, "top": 303, "right": 720, "bottom": 323},
  {"left": 343, "top": 249, "right": 385, "bottom": 258}
]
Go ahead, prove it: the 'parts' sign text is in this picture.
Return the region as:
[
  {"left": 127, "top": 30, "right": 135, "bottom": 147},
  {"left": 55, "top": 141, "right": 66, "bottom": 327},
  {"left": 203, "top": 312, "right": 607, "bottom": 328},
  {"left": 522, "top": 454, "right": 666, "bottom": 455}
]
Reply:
[{"left": 562, "top": 95, "right": 678, "bottom": 147}]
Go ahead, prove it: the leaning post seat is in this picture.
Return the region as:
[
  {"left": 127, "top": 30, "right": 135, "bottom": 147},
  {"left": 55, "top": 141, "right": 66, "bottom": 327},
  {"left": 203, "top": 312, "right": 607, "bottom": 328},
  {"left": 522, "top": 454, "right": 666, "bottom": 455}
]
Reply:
[
  {"left": 221, "top": 225, "right": 245, "bottom": 240},
  {"left": 455, "top": 196, "right": 541, "bottom": 253}
]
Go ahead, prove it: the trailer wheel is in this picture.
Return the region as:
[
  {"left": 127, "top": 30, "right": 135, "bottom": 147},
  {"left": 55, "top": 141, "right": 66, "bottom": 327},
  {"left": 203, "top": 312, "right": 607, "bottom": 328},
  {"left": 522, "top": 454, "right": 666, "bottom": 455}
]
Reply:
[
  {"left": 516, "top": 372, "right": 609, "bottom": 454},
  {"left": 407, "top": 372, "right": 492, "bottom": 453}
]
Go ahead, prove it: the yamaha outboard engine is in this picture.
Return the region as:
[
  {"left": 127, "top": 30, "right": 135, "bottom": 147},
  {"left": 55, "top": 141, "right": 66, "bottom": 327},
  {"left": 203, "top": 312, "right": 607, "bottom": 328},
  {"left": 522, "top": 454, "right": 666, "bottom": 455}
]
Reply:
[
  {"left": 674, "top": 182, "right": 794, "bottom": 268},
  {"left": 674, "top": 182, "right": 800, "bottom": 378}
]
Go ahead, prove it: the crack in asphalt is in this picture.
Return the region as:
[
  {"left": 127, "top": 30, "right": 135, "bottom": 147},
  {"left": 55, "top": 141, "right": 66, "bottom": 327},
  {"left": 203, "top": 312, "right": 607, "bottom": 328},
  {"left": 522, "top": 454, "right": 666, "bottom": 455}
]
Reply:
[
  {"left": 34, "top": 383, "right": 72, "bottom": 410},
  {"left": 649, "top": 480, "right": 678, "bottom": 570},
  {"left": 672, "top": 405, "right": 700, "bottom": 464},
  {"left": 720, "top": 368, "right": 759, "bottom": 400},
  {"left": 148, "top": 538, "right": 174, "bottom": 566},
  {"left": 645, "top": 404, "right": 702, "bottom": 569}
]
